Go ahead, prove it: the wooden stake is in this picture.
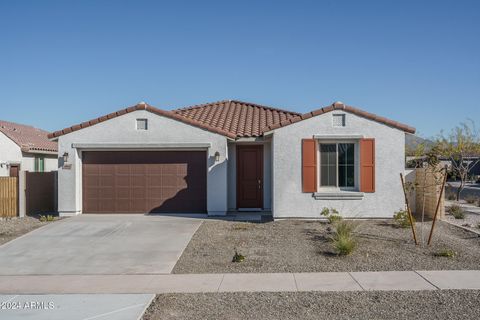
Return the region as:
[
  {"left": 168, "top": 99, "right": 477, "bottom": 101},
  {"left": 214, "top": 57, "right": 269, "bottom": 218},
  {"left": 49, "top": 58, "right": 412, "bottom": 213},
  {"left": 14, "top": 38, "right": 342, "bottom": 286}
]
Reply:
[
  {"left": 427, "top": 167, "right": 448, "bottom": 246},
  {"left": 400, "top": 173, "right": 418, "bottom": 245}
]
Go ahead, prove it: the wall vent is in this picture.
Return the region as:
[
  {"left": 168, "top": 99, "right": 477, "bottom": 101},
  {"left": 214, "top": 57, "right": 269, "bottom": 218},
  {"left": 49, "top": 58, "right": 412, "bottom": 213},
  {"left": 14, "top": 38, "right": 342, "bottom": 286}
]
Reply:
[{"left": 332, "top": 114, "right": 346, "bottom": 127}]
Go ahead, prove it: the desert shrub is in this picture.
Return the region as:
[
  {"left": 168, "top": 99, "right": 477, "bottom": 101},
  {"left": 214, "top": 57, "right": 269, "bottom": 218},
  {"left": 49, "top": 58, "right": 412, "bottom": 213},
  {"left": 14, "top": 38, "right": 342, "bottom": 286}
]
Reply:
[
  {"left": 464, "top": 195, "right": 478, "bottom": 205},
  {"left": 434, "top": 248, "right": 456, "bottom": 258},
  {"left": 232, "top": 223, "right": 250, "bottom": 231},
  {"left": 320, "top": 207, "right": 343, "bottom": 224},
  {"left": 447, "top": 204, "right": 465, "bottom": 219},
  {"left": 39, "top": 215, "right": 55, "bottom": 222},
  {"left": 393, "top": 209, "right": 415, "bottom": 228},
  {"left": 331, "top": 221, "right": 357, "bottom": 256},
  {"left": 446, "top": 192, "right": 456, "bottom": 201},
  {"left": 232, "top": 249, "right": 245, "bottom": 263}
]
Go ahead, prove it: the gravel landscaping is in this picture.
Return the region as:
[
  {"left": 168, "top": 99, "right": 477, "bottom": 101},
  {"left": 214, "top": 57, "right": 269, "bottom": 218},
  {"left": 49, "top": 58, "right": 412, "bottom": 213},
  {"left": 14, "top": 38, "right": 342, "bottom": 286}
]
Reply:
[
  {"left": 172, "top": 219, "right": 480, "bottom": 273},
  {"left": 444, "top": 200, "right": 480, "bottom": 234},
  {"left": 142, "top": 290, "right": 480, "bottom": 320},
  {"left": 0, "top": 216, "right": 48, "bottom": 246}
]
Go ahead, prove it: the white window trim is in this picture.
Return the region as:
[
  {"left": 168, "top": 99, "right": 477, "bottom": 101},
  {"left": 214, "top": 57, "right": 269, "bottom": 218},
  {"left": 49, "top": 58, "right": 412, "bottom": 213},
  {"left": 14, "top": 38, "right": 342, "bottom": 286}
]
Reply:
[{"left": 316, "top": 139, "right": 360, "bottom": 193}]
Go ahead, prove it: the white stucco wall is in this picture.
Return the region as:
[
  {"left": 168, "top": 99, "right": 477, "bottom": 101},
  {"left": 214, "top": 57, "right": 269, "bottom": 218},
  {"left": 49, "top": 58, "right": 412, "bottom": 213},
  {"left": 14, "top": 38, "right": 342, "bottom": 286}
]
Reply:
[
  {"left": 20, "top": 153, "right": 58, "bottom": 172},
  {"left": 56, "top": 110, "right": 229, "bottom": 216},
  {"left": 0, "top": 132, "right": 22, "bottom": 176},
  {"left": 271, "top": 111, "right": 406, "bottom": 218},
  {"left": 227, "top": 141, "right": 272, "bottom": 211}
]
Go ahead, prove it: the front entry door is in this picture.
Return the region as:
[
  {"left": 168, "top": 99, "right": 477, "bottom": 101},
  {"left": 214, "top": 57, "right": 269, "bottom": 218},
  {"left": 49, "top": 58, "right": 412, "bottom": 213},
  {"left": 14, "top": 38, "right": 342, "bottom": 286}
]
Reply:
[{"left": 237, "top": 145, "right": 263, "bottom": 209}]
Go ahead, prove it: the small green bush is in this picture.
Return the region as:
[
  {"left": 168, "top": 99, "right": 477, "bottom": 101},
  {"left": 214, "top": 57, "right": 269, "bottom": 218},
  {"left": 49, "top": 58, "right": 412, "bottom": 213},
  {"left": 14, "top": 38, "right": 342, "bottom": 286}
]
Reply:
[
  {"left": 447, "top": 204, "right": 465, "bottom": 219},
  {"left": 232, "top": 249, "right": 245, "bottom": 263},
  {"left": 232, "top": 223, "right": 250, "bottom": 231},
  {"left": 320, "top": 207, "right": 343, "bottom": 224},
  {"left": 434, "top": 248, "right": 456, "bottom": 258},
  {"left": 39, "top": 215, "right": 55, "bottom": 222},
  {"left": 331, "top": 221, "right": 357, "bottom": 256},
  {"left": 393, "top": 209, "right": 415, "bottom": 228}
]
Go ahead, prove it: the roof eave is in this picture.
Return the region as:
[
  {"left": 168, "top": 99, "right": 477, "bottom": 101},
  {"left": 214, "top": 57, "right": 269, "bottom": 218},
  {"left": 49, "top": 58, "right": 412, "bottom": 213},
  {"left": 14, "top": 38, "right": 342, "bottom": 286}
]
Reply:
[
  {"left": 48, "top": 103, "right": 237, "bottom": 140},
  {"left": 262, "top": 102, "right": 416, "bottom": 134}
]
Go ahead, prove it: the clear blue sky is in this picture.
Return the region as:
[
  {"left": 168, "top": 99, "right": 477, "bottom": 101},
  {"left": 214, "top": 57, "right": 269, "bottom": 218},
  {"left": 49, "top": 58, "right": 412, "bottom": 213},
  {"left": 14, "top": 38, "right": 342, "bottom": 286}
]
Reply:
[{"left": 1, "top": 0, "right": 479, "bottom": 138}]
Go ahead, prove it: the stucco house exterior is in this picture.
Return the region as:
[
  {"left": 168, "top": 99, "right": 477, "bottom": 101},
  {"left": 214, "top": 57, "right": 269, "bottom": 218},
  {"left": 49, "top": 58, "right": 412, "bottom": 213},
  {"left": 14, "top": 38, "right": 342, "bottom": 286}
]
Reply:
[
  {"left": 48, "top": 100, "right": 415, "bottom": 219},
  {"left": 0, "top": 120, "right": 58, "bottom": 177}
]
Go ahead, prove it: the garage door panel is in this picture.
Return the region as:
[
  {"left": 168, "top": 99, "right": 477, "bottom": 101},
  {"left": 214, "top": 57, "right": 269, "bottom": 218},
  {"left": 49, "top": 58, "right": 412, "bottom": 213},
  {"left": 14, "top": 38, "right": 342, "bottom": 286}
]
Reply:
[
  {"left": 99, "top": 165, "right": 115, "bottom": 175},
  {"left": 162, "top": 175, "right": 178, "bottom": 188},
  {"left": 99, "top": 189, "right": 114, "bottom": 201},
  {"left": 132, "top": 187, "right": 146, "bottom": 198},
  {"left": 116, "top": 188, "right": 131, "bottom": 198},
  {"left": 82, "top": 151, "right": 206, "bottom": 213},
  {"left": 99, "top": 175, "right": 114, "bottom": 187}
]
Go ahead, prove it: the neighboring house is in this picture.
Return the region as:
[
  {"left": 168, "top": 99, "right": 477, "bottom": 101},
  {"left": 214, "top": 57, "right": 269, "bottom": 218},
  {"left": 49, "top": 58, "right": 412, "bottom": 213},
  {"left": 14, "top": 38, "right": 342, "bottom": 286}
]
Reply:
[
  {"left": 0, "top": 120, "right": 58, "bottom": 177},
  {"left": 49, "top": 100, "right": 415, "bottom": 218}
]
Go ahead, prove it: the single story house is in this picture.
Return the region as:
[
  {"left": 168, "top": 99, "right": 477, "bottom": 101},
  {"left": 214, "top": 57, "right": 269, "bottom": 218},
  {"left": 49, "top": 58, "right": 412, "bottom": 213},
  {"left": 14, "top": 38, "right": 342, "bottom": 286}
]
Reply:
[
  {"left": 49, "top": 100, "right": 415, "bottom": 218},
  {"left": 0, "top": 120, "right": 58, "bottom": 177}
]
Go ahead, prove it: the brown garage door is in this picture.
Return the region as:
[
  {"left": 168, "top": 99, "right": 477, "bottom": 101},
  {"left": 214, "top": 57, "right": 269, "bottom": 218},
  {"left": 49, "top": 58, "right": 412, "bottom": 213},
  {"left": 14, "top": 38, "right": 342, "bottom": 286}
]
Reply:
[{"left": 82, "top": 151, "right": 207, "bottom": 213}]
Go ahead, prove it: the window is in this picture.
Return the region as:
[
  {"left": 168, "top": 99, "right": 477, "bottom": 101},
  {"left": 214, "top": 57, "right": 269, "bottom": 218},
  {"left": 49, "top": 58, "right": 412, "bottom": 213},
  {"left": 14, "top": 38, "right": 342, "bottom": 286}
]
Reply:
[
  {"left": 332, "top": 114, "right": 346, "bottom": 127},
  {"left": 34, "top": 156, "right": 45, "bottom": 172},
  {"left": 136, "top": 119, "right": 148, "bottom": 130},
  {"left": 319, "top": 143, "right": 355, "bottom": 188}
]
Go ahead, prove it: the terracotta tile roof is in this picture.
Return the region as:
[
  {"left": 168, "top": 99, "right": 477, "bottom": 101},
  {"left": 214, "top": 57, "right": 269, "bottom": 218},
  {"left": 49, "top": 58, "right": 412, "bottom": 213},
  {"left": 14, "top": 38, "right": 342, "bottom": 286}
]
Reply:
[
  {"left": 0, "top": 120, "right": 58, "bottom": 153},
  {"left": 48, "top": 100, "right": 416, "bottom": 140},
  {"left": 48, "top": 102, "right": 239, "bottom": 140},
  {"left": 173, "top": 100, "right": 301, "bottom": 138},
  {"left": 264, "top": 101, "right": 416, "bottom": 134}
]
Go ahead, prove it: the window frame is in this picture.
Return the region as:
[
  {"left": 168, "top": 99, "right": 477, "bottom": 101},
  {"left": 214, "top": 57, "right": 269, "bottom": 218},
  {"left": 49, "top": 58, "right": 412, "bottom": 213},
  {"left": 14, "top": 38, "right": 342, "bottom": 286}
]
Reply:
[
  {"left": 136, "top": 118, "right": 148, "bottom": 130},
  {"left": 34, "top": 156, "right": 45, "bottom": 172},
  {"left": 332, "top": 113, "right": 346, "bottom": 127},
  {"left": 317, "top": 139, "right": 359, "bottom": 191}
]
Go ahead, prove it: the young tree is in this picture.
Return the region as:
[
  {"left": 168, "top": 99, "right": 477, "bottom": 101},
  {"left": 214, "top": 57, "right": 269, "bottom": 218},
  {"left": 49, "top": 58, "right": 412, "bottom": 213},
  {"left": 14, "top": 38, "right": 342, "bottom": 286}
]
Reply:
[{"left": 436, "top": 121, "right": 480, "bottom": 201}]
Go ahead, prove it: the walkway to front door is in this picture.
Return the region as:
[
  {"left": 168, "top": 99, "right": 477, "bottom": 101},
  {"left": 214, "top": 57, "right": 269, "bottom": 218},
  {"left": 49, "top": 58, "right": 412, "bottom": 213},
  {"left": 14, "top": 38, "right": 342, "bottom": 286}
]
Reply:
[{"left": 236, "top": 145, "right": 263, "bottom": 209}]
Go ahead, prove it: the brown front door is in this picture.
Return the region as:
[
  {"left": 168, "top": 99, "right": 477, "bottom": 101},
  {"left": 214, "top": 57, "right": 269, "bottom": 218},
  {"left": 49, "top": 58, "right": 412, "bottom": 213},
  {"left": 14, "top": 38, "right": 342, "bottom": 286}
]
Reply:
[
  {"left": 82, "top": 151, "right": 207, "bottom": 213},
  {"left": 237, "top": 145, "right": 263, "bottom": 209}
]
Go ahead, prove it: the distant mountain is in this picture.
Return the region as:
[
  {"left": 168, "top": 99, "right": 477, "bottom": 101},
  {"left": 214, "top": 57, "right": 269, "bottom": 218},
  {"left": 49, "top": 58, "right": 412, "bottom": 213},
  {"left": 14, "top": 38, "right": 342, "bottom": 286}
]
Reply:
[{"left": 405, "top": 134, "right": 434, "bottom": 155}]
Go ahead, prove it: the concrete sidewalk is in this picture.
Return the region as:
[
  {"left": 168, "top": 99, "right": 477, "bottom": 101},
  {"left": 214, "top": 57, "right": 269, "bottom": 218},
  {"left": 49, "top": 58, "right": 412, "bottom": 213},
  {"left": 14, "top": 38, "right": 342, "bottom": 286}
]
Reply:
[
  {"left": 0, "top": 270, "right": 479, "bottom": 294},
  {"left": 0, "top": 294, "right": 154, "bottom": 320}
]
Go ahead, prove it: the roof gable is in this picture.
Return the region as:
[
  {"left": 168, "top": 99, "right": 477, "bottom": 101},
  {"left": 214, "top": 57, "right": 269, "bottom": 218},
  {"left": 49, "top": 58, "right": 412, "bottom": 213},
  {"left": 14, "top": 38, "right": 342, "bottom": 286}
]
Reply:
[
  {"left": 0, "top": 120, "right": 58, "bottom": 153},
  {"left": 264, "top": 102, "right": 416, "bottom": 134},
  {"left": 48, "top": 103, "right": 238, "bottom": 139}
]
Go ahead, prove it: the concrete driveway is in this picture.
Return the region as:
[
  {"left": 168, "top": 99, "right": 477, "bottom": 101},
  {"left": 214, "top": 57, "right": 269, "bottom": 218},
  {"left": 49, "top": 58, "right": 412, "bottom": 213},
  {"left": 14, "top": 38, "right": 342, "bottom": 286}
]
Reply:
[{"left": 0, "top": 215, "right": 202, "bottom": 275}]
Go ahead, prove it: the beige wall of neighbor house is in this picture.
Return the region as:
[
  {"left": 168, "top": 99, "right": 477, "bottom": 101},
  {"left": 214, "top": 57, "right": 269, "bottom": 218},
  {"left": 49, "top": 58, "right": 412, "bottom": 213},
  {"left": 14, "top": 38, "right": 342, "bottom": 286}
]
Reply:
[
  {"left": 0, "top": 132, "right": 57, "bottom": 176},
  {"left": 56, "top": 109, "right": 229, "bottom": 216},
  {"left": 0, "top": 132, "right": 22, "bottom": 176},
  {"left": 20, "top": 153, "right": 58, "bottom": 173},
  {"left": 270, "top": 110, "right": 407, "bottom": 218}
]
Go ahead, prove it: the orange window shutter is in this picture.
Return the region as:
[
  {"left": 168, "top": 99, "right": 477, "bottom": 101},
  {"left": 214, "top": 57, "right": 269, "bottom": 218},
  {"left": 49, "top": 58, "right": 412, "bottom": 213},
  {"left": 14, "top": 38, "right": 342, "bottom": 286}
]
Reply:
[
  {"left": 360, "top": 138, "right": 375, "bottom": 193},
  {"left": 302, "top": 139, "right": 317, "bottom": 193}
]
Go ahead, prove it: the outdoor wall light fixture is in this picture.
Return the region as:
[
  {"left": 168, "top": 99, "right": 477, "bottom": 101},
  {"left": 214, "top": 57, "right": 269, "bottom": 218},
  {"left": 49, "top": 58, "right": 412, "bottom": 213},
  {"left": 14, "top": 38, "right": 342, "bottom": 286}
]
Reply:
[
  {"left": 62, "top": 152, "right": 69, "bottom": 163},
  {"left": 214, "top": 151, "right": 220, "bottom": 162}
]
